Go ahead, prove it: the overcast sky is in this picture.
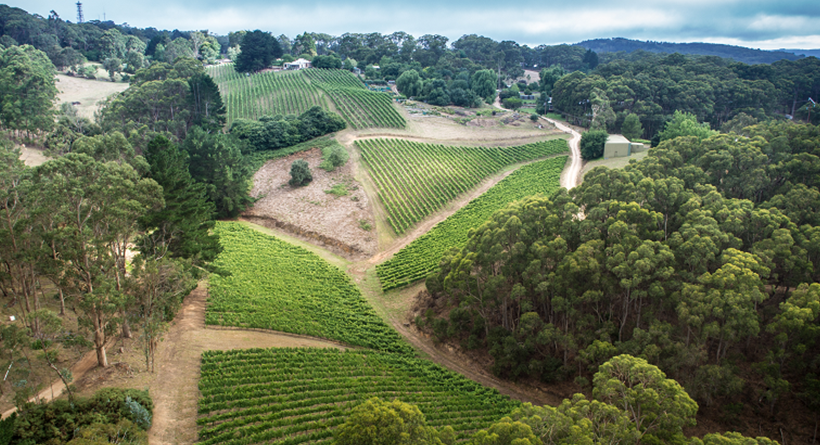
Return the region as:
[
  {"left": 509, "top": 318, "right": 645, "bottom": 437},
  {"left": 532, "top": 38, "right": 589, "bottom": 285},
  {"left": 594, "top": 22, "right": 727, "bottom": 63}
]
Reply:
[{"left": 11, "top": 0, "right": 820, "bottom": 50}]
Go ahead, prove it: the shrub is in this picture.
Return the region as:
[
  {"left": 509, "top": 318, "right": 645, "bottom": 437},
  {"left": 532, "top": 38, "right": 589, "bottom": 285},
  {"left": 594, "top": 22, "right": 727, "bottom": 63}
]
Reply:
[
  {"left": 289, "top": 159, "right": 312, "bottom": 186},
  {"left": 580, "top": 129, "right": 608, "bottom": 160},
  {"left": 319, "top": 144, "right": 348, "bottom": 171},
  {"left": 502, "top": 97, "right": 523, "bottom": 110},
  {"left": 9, "top": 388, "right": 152, "bottom": 445}
]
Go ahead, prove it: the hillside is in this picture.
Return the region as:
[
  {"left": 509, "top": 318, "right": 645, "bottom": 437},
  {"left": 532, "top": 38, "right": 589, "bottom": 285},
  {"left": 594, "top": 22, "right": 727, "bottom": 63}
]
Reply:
[{"left": 576, "top": 37, "right": 805, "bottom": 64}]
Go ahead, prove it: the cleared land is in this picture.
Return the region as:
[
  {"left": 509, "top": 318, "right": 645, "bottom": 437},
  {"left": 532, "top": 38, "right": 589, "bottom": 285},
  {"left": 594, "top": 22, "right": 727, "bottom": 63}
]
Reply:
[
  {"left": 55, "top": 73, "right": 128, "bottom": 119},
  {"left": 579, "top": 150, "right": 649, "bottom": 183},
  {"left": 245, "top": 145, "right": 377, "bottom": 259}
]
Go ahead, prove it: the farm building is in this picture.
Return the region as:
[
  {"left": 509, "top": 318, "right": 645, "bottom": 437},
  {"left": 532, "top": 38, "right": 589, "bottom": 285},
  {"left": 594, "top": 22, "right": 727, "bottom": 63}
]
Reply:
[
  {"left": 604, "top": 134, "right": 646, "bottom": 159},
  {"left": 284, "top": 58, "right": 312, "bottom": 70}
]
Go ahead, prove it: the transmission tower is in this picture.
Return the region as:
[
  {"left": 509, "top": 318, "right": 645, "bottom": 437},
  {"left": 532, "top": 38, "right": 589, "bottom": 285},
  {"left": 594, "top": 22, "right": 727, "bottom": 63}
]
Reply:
[{"left": 76, "top": 2, "right": 84, "bottom": 23}]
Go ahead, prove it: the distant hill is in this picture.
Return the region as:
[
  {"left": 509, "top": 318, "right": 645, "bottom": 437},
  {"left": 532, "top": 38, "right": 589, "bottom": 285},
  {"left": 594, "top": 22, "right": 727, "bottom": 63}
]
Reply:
[
  {"left": 780, "top": 48, "right": 820, "bottom": 58},
  {"left": 576, "top": 37, "right": 805, "bottom": 64}
]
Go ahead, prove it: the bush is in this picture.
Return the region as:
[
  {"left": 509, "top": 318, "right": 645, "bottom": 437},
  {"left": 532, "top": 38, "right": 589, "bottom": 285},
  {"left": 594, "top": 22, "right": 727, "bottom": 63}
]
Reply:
[
  {"left": 580, "top": 129, "right": 608, "bottom": 160},
  {"left": 319, "top": 144, "right": 348, "bottom": 171},
  {"left": 289, "top": 159, "right": 312, "bottom": 186},
  {"left": 502, "top": 97, "right": 523, "bottom": 110},
  {"left": 9, "top": 388, "right": 152, "bottom": 445}
]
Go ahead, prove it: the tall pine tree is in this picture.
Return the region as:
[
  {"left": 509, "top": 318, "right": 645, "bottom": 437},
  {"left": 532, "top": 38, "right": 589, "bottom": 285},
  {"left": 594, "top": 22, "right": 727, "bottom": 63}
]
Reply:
[{"left": 139, "top": 135, "right": 221, "bottom": 264}]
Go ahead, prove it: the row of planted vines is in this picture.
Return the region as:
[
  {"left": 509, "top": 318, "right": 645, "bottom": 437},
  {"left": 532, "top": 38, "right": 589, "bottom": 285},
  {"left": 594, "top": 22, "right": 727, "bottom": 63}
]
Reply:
[
  {"left": 208, "top": 222, "right": 412, "bottom": 355},
  {"left": 207, "top": 67, "right": 325, "bottom": 123},
  {"left": 358, "top": 138, "right": 569, "bottom": 234},
  {"left": 206, "top": 64, "right": 405, "bottom": 129},
  {"left": 323, "top": 88, "right": 405, "bottom": 129},
  {"left": 197, "top": 348, "right": 519, "bottom": 445},
  {"left": 302, "top": 69, "right": 405, "bottom": 129},
  {"left": 376, "top": 156, "right": 568, "bottom": 291}
]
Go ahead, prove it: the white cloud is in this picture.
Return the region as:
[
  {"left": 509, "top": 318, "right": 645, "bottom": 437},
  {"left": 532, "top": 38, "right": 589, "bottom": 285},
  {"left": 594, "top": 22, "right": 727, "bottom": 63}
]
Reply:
[{"left": 7, "top": 0, "right": 820, "bottom": 51}]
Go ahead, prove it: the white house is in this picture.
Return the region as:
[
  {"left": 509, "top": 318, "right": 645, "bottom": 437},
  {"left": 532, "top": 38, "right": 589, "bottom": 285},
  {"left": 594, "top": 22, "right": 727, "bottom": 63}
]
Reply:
[{"left": 284, "top": 58, "right": 312, "bottom": 70}]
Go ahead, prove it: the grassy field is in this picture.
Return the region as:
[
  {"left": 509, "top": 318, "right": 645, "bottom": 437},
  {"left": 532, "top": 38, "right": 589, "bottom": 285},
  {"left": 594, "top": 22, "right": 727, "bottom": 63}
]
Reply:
[
  {"left": 579, "top": 151, "right": 649, "bottom": 183},
  {"left": 55, "top": 71, "right": 129, "bottom": 119}
]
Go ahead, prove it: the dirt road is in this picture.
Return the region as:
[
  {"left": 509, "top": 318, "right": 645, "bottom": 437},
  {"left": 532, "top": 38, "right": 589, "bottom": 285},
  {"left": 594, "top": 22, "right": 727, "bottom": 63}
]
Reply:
[
  {"left": 491, "top": 98, "right": 581, "bottom": 189},
  {"left": 542, "top": 117, "right": 582, "bottom": 189},
  {"left": 147, "top": 284, "right": 348, "bottom": 445},
  {"left": 1, "top": 348, "right": 100, "bottom": 420}
]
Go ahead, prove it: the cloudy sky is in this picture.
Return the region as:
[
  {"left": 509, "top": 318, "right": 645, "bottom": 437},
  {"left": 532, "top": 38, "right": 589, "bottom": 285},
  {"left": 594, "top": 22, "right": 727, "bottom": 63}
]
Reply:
[{"left": 12, "top": 0, "right": 820, "bottom": 50}]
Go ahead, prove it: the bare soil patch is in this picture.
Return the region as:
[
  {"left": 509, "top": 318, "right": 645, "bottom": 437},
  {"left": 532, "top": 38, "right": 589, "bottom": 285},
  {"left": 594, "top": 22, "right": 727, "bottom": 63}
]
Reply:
[
  {"left": 244, "top": 147, "right": 377, "bottom": 260},
  {"left": 55, "top": 73, "right": 129, "bottom": 119},
  {"left": 18, "top": 145, "right": 50, "bottom": 166}
]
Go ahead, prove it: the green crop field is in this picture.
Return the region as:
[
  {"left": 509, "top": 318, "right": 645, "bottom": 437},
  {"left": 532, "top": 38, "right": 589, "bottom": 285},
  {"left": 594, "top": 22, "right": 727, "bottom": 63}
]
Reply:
[
  {"left": 207, "top": 222, "right": 412, "bottom": 354},
  {"left": 376, "top": 156, "right": 567, "bottom": 291},
  {"left": 197, "top": 348, "right": 519, "bottom": 445},
  {"left": 357, "top": 138, "right": 568, "bottom": 234},
  {"left": 206, "top": 64, "right": 405, "bottom": 129}
]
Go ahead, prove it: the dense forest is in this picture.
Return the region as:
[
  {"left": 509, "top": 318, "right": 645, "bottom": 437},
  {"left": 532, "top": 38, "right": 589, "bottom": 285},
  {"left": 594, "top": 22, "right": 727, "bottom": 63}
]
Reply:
[{"left": 419, "top": 120, "right": 820, "bottom": 437}]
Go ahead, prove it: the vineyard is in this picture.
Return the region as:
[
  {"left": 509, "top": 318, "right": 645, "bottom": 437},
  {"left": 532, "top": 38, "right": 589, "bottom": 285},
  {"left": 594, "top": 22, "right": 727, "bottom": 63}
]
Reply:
[
  {"left": 197, "top": 348, "right": 520, "bottom": 445},
  {"left": 376, "top": 156, "right": 568, "bottom": 291},
  {"left": 357, "top": 138, "right": 568, "bottom": 234},
  {"left": 206, "top": 64, "right": 405, "bottom": 129},
  {"left": 208, "top": 222, "right": 412, "bottom": 354}
]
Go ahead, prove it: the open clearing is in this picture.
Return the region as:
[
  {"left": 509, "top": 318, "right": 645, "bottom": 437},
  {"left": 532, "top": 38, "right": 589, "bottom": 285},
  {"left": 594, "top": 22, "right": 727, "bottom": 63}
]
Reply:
[
  {"left": 245, "top": 146, "right": 377, "bottom": 259},
  {"left": 55, "top": 73, "right": 129, "bottom": 119},
  {"left": 579, "top": 150, "right": 649, "bottom": 183}
]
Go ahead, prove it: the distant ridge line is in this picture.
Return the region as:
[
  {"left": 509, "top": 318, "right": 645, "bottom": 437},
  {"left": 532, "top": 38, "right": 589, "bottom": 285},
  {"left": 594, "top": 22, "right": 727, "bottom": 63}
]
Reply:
[{"left": 575, "top": 37, "right": 809, "bottom": 64}]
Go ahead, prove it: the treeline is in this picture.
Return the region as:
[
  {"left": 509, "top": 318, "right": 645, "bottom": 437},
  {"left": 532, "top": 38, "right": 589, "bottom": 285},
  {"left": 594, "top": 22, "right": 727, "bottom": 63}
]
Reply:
[
  {"left": 420, "top": 121, "right": 820, "bottom": 439},
  {"left": 551, "top": 53, "right": 820, "bottom": 138},
  {"left": 1, "top": 49, "right": 245, "bottom": 410},
  {"left": 230, "top": 106, "right": 345, "bottom": 151},
  {"left": 577, "top": 37, "right": 803, "bottom": 65},
  {"left": 0, "top": 4, "right": 225, "bottom": 71}
]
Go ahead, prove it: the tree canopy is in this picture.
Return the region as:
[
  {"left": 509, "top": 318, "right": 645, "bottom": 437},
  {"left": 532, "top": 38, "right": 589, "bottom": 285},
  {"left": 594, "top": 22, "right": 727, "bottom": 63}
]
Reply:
[
  {"left": 0, "top": 44, "right": 57, "bottom": 134},
  {"left": 235, "top": 30, "right": 283, "bottom": 73}
]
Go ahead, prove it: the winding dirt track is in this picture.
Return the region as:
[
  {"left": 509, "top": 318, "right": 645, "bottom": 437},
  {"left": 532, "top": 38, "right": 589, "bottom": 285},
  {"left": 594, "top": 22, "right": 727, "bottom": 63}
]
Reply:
[{"left": 543, "top": 117, "right": 582, "bottom": 189}]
